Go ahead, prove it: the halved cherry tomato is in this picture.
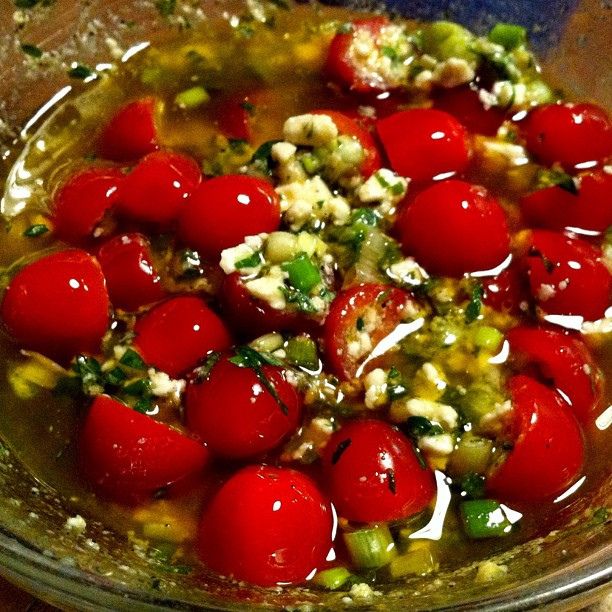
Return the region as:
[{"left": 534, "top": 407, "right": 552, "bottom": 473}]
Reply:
[
  {"left": 97, "top": 233, "right": 166, "bottom": 311},
  {"left": 433, "top": 85, "right": 506, "bottom": 137},
  {"left": 487, "top": 375, "right": 584, "bottom": 502},
  {"left": 117, "top": 150, "right": 202, "bottom": 226},
  {"left": 507, "top": 327, "right": 603, "bottom": 423},
  {"left": 377, "top": 108, "right": 470, "bottom": 182},
  {"left": 134, "top": 296, "right": 232, "bottom": 377},
  {"left": 80, "top": 395, "right": 209, "bottom": 504},
  {"left": 483, "top": 262, "right": 531, "bottom": 315},
  {"left": 98, "top": 97, "right": 160, "bottom": 162},
  {"left": 322, "top": 419, "right": 435, "bottom": 523},
  {"left": 220, "top": 272, "right": 315, "bottom": 338},
  {"left": 51, "top": 167, "right": 123, "bottom": 245},
  {"left": 198, "top": 465, "right": 333, "bottom": 586},
  {"left": 185, "top": 355, "right": 301, "bottom": 459},
  {"left": 325, "top": 17, "right": 394, "bottom": 93},
  {"left": 523, "top": 230, "right": 611, "bottom": 321},
  {"left": 522, "top": 102, "right": 612, "bottom": 172},
  {"left": 324, "top": 283, "right": 417, "bottom": 381},
  {"left": 520, "top": 170, "right": 612, "bottom": 234},
  {"left": 312, "top": 109, "right": 382, "bottom": 177},
  {"left": 1, "top": 249, "right": 110, "bottom": 361},
  {"left": 178, "top": 175, "right": 281, "bottom": 260},
  {"left": 215, "top": 93, "right": 254, "bottom": 141},
  {"left": 396, "top": 180, "right": 511, "bottom": 277}
]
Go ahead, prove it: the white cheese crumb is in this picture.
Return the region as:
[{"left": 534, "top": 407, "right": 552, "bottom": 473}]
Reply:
[
  {"left": 477, "top": 139, "right": 530, "bottom": 167},
  {"left": 432, "top": 58, "right": 475, "bottom": 88},
  {"left": 104, "top": 37, "right": 125, "bottom": 60},
  {"left": 419, "top": 433, "right": 455, "bottom": 456},
  {"left": 244, "top": 266, "right": 287, "bottom": 310},
  {"left": 347, "top": 331, "right": 373, "bottom": 360},
  {"left": 475, "top": 560, "right": 508, "bottom": 583},
  {"left": 283, "top": 113, "right": 338, "bottom": 147},
  {"left": 64, "top": 515, "right": 87, "bottom": 534},
  {"left": 147, "top": 369, "right": 186, "bottom": 398},
  {"left": 582, "top": 317, "right": 612, "bottom": 335},
  {"left": 386, "top": 257, "right": 429, "bottom": 287},
  {"left": 390, "top": 398, "right": 458, "bottom": 431},
  {"left": 537, "top": 283, "right": 557, "bottom": 301},
  {"left": 348, "top": 582, "right": 382, "bottom": 600},
  {"left": 219, "top": 242, "right": 259, "bottom": 275},
  {"left": 85, "top": 538, "right": 100, "bottom": 551},
  {"left": 357, "top": 168, "right": 408, "bottom": 204},
  {"left": 363, "top": 368, "right": 389, "bottom": 409},
  {"left": 478, "top": 400, "right": 512, "bottom": 435},
  {"left": 270, "top": 141, "right": 297, "bottom": 164}
]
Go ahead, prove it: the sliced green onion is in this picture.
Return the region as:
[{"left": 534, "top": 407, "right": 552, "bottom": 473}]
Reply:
[
  {"left": 524, "top": 79, "right": 556, "bottom": 105},
  {"left": 460, "top": 499, "right": 513, "bottom": 538},
  {"left": 449, "top": 434, "right": 494, "bottom": 476},
  {"left": 387, "top": 545, "right": 437, "bottom": 579},
  {"left": 282, "top": 253, "right": 321, "bottom": 293},
  {"left": 119, "top": 348, "right": 146, "bottom": 370},
  {"left": 123, "top": 378, "right": 151, "bottom": 397},
  {"left": 458, "top": 384, "right": 499, "bottom": 423},
  {"left": 312, "top": 566, "right": 352, "bottom": 590},
  {"left": 23, "top": 224, "right": 49, "bottom": 237},
  {"left": 265, "top": 232, "right": 298, "bottom": 263},
  {"left": 285, "top": 337, "right": 318, "bottom": 369},
  {"left": 174, "top": 86, "right": 210, "bottom": 109},
  {"left": 421, "top": 21, "right": 476, "bottom": 62},
  {"left": 459, "top": 472, "right": 486, "bottom": 499},
  {"left": 343, "top": 524, "right": 397, "bottom": 569},
  {"left": 474, "top": 326, "right": 504, "bottom": 351},
  {"left": 235, "top": 251, "right": 262, "bottom": 269},
  {"left": 105, "top": 366, "right": 127, "bottom": 387},
  {"left": 300, "top": 152, "right": 323, "bottom": 175},
  {"left": 488, "top": 23, "right": 527, "bottom": 51}
]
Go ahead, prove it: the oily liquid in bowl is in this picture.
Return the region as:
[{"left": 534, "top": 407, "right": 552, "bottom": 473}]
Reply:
[{"left": 0, "top": 2, "right": 610, "bottom": 609}]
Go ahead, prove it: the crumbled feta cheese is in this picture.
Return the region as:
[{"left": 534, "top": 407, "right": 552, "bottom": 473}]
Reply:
[
  {"left": 432, "top": 58, "right": 475, "bottom": 88},
  {"left": 287, "top": 417, "right": 334, "bottom": 461},
  {"left": 478, "top": 400, "right": 512, "bottom": 435},
  {"left": 414, "top": 69, "right": 434, "bottom": 90},
  {"left": 477, "top": 139, "right": 530, "bottom": 167},
  {"left": 386, "top": 257, "right": 429, "bottom": 287},
  {"left": 475, "top": 560, "right": 508, "bottom": 583},
  {"left": 347, "top": 331, "right": 373, "bottom": 360},
  {"left": 478, "top": 87, "right": 499, "bottom": 109},
  {"left": 363, "top": 368, "right": 388, "bottom": 409},
  {"left": 105, "top": 37, "right": 125, "bottom": 60},
  {"left": 582, "top": 317, "right": 612, "bottom": 335},
  {"left": 421, "top": 362, "right": 448, "bottom": 391},
  {"left": 147, "top": 369, "right": 186, "bottom": 398},
  {"left": 219, "top": 242, "right": 259, "bottom": 274},
  {"left": 357, "top": 168, "right": 408, "bottom": 204},
  {"left": 537, "top": 283, "right": 557, "bottom": 301},
  {"left": 244, "top": 266, "right": 287, "bottom": 310},
  {"left": 64, "top": 515, "right": 87, "bottom": 534},
  {"left": 389, "top": 398, "right": 458, "bottom": 430},
  {"left": 283, "top": 113, "right": 338, "bottom": 147},
  {"left": 419, "top": 433, "right": 455, "bottom": 456},
  {"left": 348, "top": 582, "right": 382, "bottom": 600},
  {"left": 113, "top": 345, "right": 128, "bottom": 361},
  {"left": 270, "top": 141, "right": 297, "bottom": 164}
]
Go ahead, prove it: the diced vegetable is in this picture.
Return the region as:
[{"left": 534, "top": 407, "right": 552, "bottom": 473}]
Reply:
[
  {"left": 488, "top": 23, "right": 527, "bottom": 50},
  {"left": 473, "top": 326, "right": 504, "bottom": 351},
  {"left": 285, "top": 336, "right": 319, "bottom": 369},
  {"left": 282, "top": 253, "right": 321, "bottom": 293},
  {"left": 460, "top": 499, "right": 513, "bottom": 538},
  {"left": 421, "top": 21, "right": 476, "bottom": 62},
  {"left": 449, "top": 434, "right": 494, "bottom": 476},
  {"left": 175, "top": 86, "right": 210, "bottom": 109},
  {"left": 343, "top": 524, "right": 398, "bottom": 569},
  {"left": 387, "top": 543, "right": 437, "bottom": 578},
  {"left": 312, "top": 566, "right": 352, "bottom": 590}
]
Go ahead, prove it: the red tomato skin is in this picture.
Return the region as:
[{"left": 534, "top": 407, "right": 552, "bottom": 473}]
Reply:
[
  {"left": 198, "top": 465, "right": 333, "bottom": 586},
  {"left": 325, "top": 17, "right": 391, "bottom": 93},
  {"left": 98, "top": 98, "right": 159, "bottom": 162},
  {"left": 216, "top": 94, "right": 253, "bottom": 141},
  {"left": 322, "top": 419, "right": 436, "bottom": 523},
  {"left": 376, "top": 109, "right": 470, "bottom": 182},
  {"left": 1, "top": 249, "right": 110, "bottom": 361},
  {"left": 134, "top": 296, "right": 232, "bottom": 377},
  {"left": 487, "top": 375, "right": 585, "bottom": 502},
  {"left": 178, "top": 175, "right": 281, "bottom": 260},
  {"left": 324, "top": 284, "right": 416, "bottom": 381},
  {"left": 524, "top": 230, "right": 611, "bottom": 321},
  {"left": 522, "top": 103, "right": 612, "bottom": 172},
  {"left": 97, "top": 233, "right": 166, "bottom": 311},
  {"left": 507, "top": 327, "right": 603, "bottom": 423},
  {"left": 52, "top": 167, "right": 124, "bottom": 245},
  {"left": 483, "top": 263, "right": 530, "bottom": 315},
  {"left": 433, "top": 85, "right": 506, "bottom": 137},
  {"left": 520, "top": 170, "right": 612, "bottom": 234},
  {"left": 80, "top": 395, "right": 209, "bottom": 504},
  {"left": 185, "top": 356, "right": 302, "bottom": 459},
  {"left": 396, "top": 180, "right": 511, "bottom": 277},
  {"left": 312, "top": 109, "right": 382, "bottom": 177},
  {"left": 117, "top": 151, "right": 202, "bottom": 226}
]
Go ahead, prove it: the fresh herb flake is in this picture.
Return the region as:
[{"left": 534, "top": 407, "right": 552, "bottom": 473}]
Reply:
[
  {"left": 192, "top": 351, "right": 221, "bottom": 383},
  {"left": 249, "top": 139, "right": 281, "bottom": 175},
  {"left": 536, "top": 168, "right": 578, "bottom": 195},
  {"left": 240, "top": 100, "right": 256, "bottom": 114},
  {"left": 465, "top": 282, "right": 484, "bottom": 323},
  {"left": 401, "top": 416, "right": 444, "bottom": 439},
  {"left": 119, "top": 348, "right": 146, "bottom": 370},
  {"left": 155, "top": 0, "right": 176, "bottom": 16},
  {"left": 459, "top": 472, "right": 486, "bottom": 499},
  {"left": 386, "top": 468, "right": 397, "bottom": 494},
  {"left": 235, "top": 252, "right": 262, "bottom": 269},
  {"left": 21, "top": 43, "right": 43, "bottom": 58},
  {"left": 331, "top": 438, "right": 352, "bottom": 464},
  {"left": 68, "top": 64, "right": 94, "bottom": 80},
  {"left": 23, "top": 224, "right": 48, "bottom": 237}
]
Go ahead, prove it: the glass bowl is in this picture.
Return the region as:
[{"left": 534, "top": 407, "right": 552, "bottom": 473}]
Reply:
[{"left": 0, "top": 0, "right": 610, "bottom": 609}]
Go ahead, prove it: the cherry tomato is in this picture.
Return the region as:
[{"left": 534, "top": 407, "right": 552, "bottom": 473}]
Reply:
[
  {"left": 185, "top": 355, "right": 301, "bottom": 459},
  {"left": 1, "top": 249, "right": 110, "bottom": 361},
  {"left": 178, "top": 175, "right": 281, "bottom": 260},
  {"left": 215, "top": 93, "right": 253, "bottom": 141},
  {"left": 198, "top": 465, "right": 333, "bottom": 586},
  {"left": 51, "top": 167, "right": 123, "bottom": 245},
  {"left": 134, "top": 296, "right": 232, "bottom": 377},
  {"left": 324, "top": 284, "right": 417, "bottom": 381},
  {"left": 507, "top": 326, "right": 603, "bottom": 423},
  {"left": 396, "top": 180, "right": 511, "bottom": 277},
  {"left": 220, "top": 272, "right": 316, "bottom": 339},
  {"left": 312, "top": 109, "right": 382, "bottom": 177},
  {"left": 523, "top": 230, "right": 611, "bottom": 321},
  {"left": 522, "top": 102, "right": 612, "bottom": 172},
  {"left": 487, "top": 375, "right": 584, "bottom": 502},
  {"left": 98, "top": 97, "right": 160, "bottom": 162},
  {"left": 117, "top": 150, "right": 202, "bottom": 226},
  {"left": 520, "top": 170, "right": 612, "bottom": 234},
  {"left": 325, "top": 17, "right": 395, "bottom": 92},
  {"left": 433, "top": 85, "right": 506, "bottom": 137},
  {"left": 97, "top": 233, "right": 165, "bottom": 311},
  {"left": 376, "top": 108, "right": 470, "bottom": 182},
  {"left": 483, "top": 263, "right": 530, "bottom": 315},
  {"left": 80, "top": 395, "right": 209, "bottom": 503},
  {"left": 322, "top": 419, "right": 435, "bottom": 523}
]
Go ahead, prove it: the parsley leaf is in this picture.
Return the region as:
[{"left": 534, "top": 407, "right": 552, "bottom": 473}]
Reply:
[
  {"left": 465, "top": 281, "right": 484, "bottom": 323},
  {"left": 21, "top": 43, "right": 43, "bottom": 58},
  {"left": 23, "top": 224, "right": 48, "bottom": 237},
  {"left": 68, "top": 64, "right": 95, "bottom": 80},
  {"left": 249, "top": 140, "right": 281, "bottom": 175}
]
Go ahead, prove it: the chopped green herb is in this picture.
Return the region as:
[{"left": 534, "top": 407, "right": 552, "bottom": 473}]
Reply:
[
  {"left": 155, "top": 0, "right": 176, "bottom": 17},
  {"left": 356, "top": 317, "right": 365, "bottom": 331},
  {"left": 174, "top": 85, "right": 209, "bottom": 109},
  {"left": 351, "top": 207, "right": 379, "bottom": 227},
  {"left": 240, "top": 100, "right": 256, "bottom": 114},
  {"left": 228, "top": 138, "right": 249, "bottom": 153},
  {"left": 119, "top": 348, "right": 146, "bottom": 370},
  {"left": 134, "top": 397, "right": 154, "bottom": 413},
  {"left": 192, "top": 351, "right": 221, "bottom": 383},
  {"left": 68, "top": 64, "right": 95, "bottom": 80},
  {"left": 590, "top": 507, "right": 610, "bottom": 525},
  {"left": 14, "top": 0, "right": 53, "bottom": 7},
  {"left": 281, "top": 285, "right": 317, "bottom": 313},
  {"left": 20, "top": 43, "right": 43, "bottom": 58},
  {"left": 249, "top": 139, "right": 281, "bottom": 175},
  {"left": 105, "top": 367, "right": 127, "bottom": 387},
  {"left": 465, "top": 282, "right": 484, "bottom": 323},
  {"left": 23, "top": 224, "right": 49, "bottom": 237},
  {"left": 337, "top": 22, "right": 353, "bottom": 34},
  {"left": 235, "top": 251, "right": 262, "bottom": 269},
  {"left": 71, "top": 355, "right": 104, "bottom": 394},
  {"left": 381, "top": 46, "right": 398, "bottom": 61},
  {"left": 282, "top": 253, "right": 321, "bottom": 293},
  {"left": 123, "top": 378, "right": 152, "bottom": 397},
  {"left": 387, "top": 366, "right": 409, "bottom": 401},
  {"left": 229, "top": 346, "right": 288, "bottom": 414},
  {"left": 459, "top": 472, "right": 486, "bottom": 499},
  {"left": 401, "top": 415, "right": 444, "bottom": 439},
  {"left": 536, "top": 168, "right": 578, "bottom": 195}
]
